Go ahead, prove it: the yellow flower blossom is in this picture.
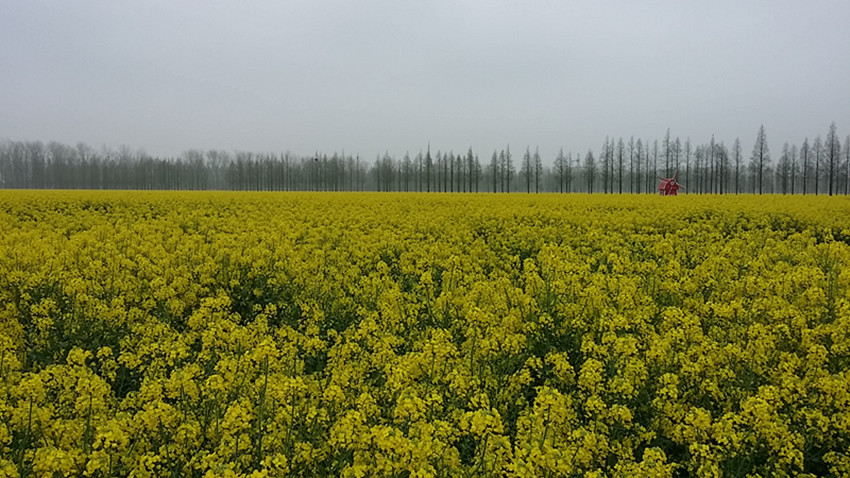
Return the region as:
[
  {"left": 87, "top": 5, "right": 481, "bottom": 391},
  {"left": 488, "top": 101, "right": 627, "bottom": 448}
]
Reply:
[{"left": 0, "top": 191, "right": 848, "bottom": 476}]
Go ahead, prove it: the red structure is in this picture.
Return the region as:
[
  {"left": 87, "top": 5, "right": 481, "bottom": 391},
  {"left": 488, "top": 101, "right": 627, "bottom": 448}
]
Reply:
[{"left": 658, "top": 170, "right": 684, "bottom": 196}]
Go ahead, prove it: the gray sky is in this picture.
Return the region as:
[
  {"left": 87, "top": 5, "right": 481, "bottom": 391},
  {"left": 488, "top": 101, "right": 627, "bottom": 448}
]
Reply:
[{"left": 2, "top": 1, "right": 849, "bottom": 162}]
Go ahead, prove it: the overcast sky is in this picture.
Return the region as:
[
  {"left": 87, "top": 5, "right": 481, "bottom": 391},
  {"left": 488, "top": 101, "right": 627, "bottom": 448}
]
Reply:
[{"left": 2, "top": 1, "right": 849, "bottom": 162}]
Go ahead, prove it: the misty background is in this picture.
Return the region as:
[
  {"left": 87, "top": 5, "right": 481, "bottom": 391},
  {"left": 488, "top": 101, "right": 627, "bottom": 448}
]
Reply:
[{"left": 2, "top": 1, "right": 850, "bottom": 164}]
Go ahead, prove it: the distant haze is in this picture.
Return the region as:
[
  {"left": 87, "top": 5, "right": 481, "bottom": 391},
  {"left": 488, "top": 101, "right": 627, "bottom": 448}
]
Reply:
[{"left": 2, "top": 1, "right": 849, "bottom": 162}]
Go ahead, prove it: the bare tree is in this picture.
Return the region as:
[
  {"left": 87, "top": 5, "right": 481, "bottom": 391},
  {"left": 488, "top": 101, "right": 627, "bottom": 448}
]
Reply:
[
  {"left": 800, "top": 138, "right": 810, "bottom": 195},
  {"left": 776, "top": 142, "right": 792, "bottom": 194},
  {"left": 617, "top": 138, "right": 625, "bottom": 193},
  {"left": 490, "top": 151, "right": 498, "bottom": 192},
  {"left": 684, "top": 138, "right": 692, "bottom": 194},
  {"left": 533, "top": 147, "right": 542, "bottom": 193},
  {"left": 554, "top": 149, "right": 566, "bottom": 193},
  {"left": 499, "top": 149, "right": 507, "bottom": 192},
  {"left": 505, "top": 146, "right": 514, "bottom": 193},
  {"left": 584, "top": 150, "right": 596, "bottom": 193},
  {"left": 813, "top": 136, "right": 822, "bottom": 195},
  {"left": 705, "top": 145, "right": 715, "bottom": 194},
  {"left": 601, "top": 137, "right": 611, "bottom": 193},
  {"left": 845, "top": 135, "right": 850, "bottom": 195},
  {"left": 629, "top": 136, "right": 635, "bottom": 193},
  {"left": 466, "top": 148, "right": 475, "bottom": 193},
  {"left": 750, "top": 125, "right": 770, "bottom": 194},
  {"left": 825, "top": 122, "right": 841, "bottom": 195},
  {"left": 425, "top": 146, "right": 433, "bottom": 193},
  {"left": 732, "top": 138, "right": 742, "bottom": 194},
  {"left": 790, "top": 144, "right": 798, "bottom": 195},
  {"left": 522, "top": 146, "right": 532, "bottom": 193},
  {"left": 717, "top": 142, "right": 730, "bottom": 194},
  {"left": 651, "top": 140, "right": 659, "bottom": 193},
  {"left": 635, "top": 139, "right": 643, "bottom": 193}
]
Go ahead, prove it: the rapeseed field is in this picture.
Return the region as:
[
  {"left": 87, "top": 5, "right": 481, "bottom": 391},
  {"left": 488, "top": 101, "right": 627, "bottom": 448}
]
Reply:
[{"left": 1, "top": 191, "right": 849, "bottom": 477}]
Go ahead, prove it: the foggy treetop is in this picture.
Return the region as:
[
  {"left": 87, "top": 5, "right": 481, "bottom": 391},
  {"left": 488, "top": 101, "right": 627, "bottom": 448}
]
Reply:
[{"left": 2, "top": 123, "right": 848, "bottom": 195}]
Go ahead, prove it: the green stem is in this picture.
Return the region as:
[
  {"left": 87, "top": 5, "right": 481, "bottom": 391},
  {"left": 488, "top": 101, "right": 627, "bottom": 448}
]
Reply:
[{"left": 254, "top": 356, "right": 269, "bottom": 467}]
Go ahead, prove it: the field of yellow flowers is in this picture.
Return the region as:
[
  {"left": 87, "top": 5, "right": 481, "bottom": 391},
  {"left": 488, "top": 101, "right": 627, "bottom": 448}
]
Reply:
[{"left": 1, "top": 191, "right": 849, "bottom": 477}]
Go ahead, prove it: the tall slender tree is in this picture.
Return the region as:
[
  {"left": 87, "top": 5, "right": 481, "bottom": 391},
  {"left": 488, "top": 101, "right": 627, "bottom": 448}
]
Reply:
[
  {"left": 491, "top": 151, "right": 498, "bottom": 193},
  {"left": 651, "top": 140, "right": 659, "bottom": 193},
  {"left": 845, "top": 135, "right": 850, "bottom": 195},
  {"left": 776, "top": 143, "right": 792, "bottom": 194},
  {"left": 522, "top": 147, "right": 532, "bottom": 193},
  {"left": 750, "top": 125, "right": 770, "bottom": 194},
  {"left": 468, "top": 156, "right": 474, "bottom": 192},
  {"left": 825, "top": 122, "right": 841, "bottom": 195},
  {"left": 694, "top": 146, "right": 704, "bottom": 194},
  {"left": 800, "top": 138, "right": 810, "bottom": 195},
  {"left": 790, "top": 144, "right": 798, "bottom": 195},
  {"left": 627, "top": 137, "right": 635, "bottom": 193},
  {"left": 502, "top": 146, "right": 514, "bottom": 193},
  {"left": 813, "top": 136, "right": 822, "bottom": 195},
  {"left": 707, "top": 143, "right": 716, "bottom": 194},
  {"left": 533, "top": 147, "right": 542, "bottom": 193},
  {"left": 717, "top": 142, "right": 729, "bottom": 194},
  {"left": 732, "top": 138, "right": 742, "bottom": 194},
  {"left": 554, "top": 149, "right": 566, "bottom": 193},
  {"left": 601, "top": 138, "right": 611, "bottom": 193},
  {"left": 635, "top": 139, "right": 643, "bottom": 193},
  {"left": 617, "top": 138, "right": 625, "bottom": 193},
  {"left": 584, "top": 150, "right": 596, "bottom": 193},
  {"left": 684, "top": 138, "right": 692, "bottom": 194},
  {"left": 425, "top": 146, "right": 433, "bottom": 193}
]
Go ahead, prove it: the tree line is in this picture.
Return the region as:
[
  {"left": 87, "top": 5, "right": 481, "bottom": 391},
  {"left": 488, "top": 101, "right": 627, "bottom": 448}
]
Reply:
[{"left": 1, "top": 124, "right": 848, "bottom": 194}]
